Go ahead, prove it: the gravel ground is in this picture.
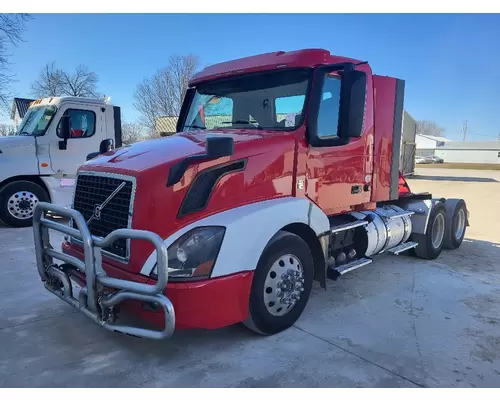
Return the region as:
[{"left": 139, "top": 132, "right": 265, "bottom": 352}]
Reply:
[{"left": 0, "top": 167, "right": 499, "bottom": 387}]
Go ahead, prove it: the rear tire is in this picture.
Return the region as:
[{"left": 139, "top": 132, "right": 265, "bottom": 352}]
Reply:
[
  {"left": 0, "top": 181, "right": 49, "bottom": 228},
  {"left": 411, "top": 201, "right": 446, "bottom": 260},
  {"left": 443, "top": 199, "right": 467, "bottom": 250},
  {"left": 243, "top": 231, "right": 314, "bottom": 335}
]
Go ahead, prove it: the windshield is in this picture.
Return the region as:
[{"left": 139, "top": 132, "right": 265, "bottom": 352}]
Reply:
[
  {"left": 16, "top": 105, "right": 57, "bottom": 136},
  {"left": 182, "top": 69, "right": 311, "bottom": 132}
]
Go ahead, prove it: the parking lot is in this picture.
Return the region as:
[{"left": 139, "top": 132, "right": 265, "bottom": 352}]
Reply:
[{"left": 1, "top": 167, "right": 499, "bottom": 387}]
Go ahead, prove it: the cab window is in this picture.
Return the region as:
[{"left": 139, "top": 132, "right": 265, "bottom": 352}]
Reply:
[
  {"left": 275, "top": 95, "right": 305, "bottom": 127},
  {"left": 317, "top": 76, "right": 341, "bottom": 138},
  {"left": 57, "top": 109, "right": 96, "bottom": 138}
]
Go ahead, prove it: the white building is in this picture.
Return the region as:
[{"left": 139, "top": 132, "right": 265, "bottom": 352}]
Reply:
[
  {"left": 415, "top": 134, "right": 451, "bottom": 156},
  {"left": 436, "top": 141, "right": 500, "bottom": 164},
  {"left": 10, "top": 97, "right": 35, "bottom": 131}
]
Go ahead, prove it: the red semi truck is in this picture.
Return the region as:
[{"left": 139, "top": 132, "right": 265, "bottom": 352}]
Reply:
[{"left": 33, "top": 49, "right": 469, "bottom": 340}]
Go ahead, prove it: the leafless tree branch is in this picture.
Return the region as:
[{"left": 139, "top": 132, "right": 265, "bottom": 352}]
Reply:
[
  {"left": 30, "top": 61, "right": 63, "bottom": 97},
  {"left": 0, "top": 14, "right": 31, "bottom": 111},
  {"left": 30, "top": 62, "right": 100, "bottom": 98},
  {"left": 416, "top": 120, "right": 445, "bottom": 137},
  {"left": 0, "top": 122, "right": 14, "bottom": 136},
  {"left": 133, "top": 54, "right": 200, "bottom": 132},
  {"left": 122, "top": 121, "right": 147, "bottom": 145}
]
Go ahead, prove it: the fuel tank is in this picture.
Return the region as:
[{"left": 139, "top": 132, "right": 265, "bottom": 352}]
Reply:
[{"left": 351, "top": 205, "right": 413, "bottom": 257}]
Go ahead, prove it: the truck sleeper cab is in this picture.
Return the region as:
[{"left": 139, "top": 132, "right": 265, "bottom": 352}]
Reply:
[{"left": 33, "top": 49, "right": 469, "bottom": 340}]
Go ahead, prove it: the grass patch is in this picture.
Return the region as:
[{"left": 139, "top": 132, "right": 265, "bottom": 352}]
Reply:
[{"left": 416, "top": 163, "right": 500, "bottom": 171}]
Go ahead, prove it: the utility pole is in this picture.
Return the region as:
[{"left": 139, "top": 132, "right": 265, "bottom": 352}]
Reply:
[{"left": 462, "top": 120, "right": 468, "bottom": 141}]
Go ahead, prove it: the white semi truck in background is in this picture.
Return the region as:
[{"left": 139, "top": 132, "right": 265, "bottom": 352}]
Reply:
[{"left": 0, "top": 96, "right": 123, "bottom": 227}]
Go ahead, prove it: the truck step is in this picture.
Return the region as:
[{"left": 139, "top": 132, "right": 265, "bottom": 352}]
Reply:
[
  {"left": 327, "top": 257, "right": 373, "bottom": 280},
  {"left": 388, "top": 241, "right": 418, "bottom": 255},
  {"left": 330, "top": 220, "right": 368, "bottom": 234}
]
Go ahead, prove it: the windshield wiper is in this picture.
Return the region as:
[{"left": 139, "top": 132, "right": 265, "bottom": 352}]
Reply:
[
  {"left": 221, "top": 120, "right": 263, "bottom": 130},
  {"left": 184, "top": 124, "right": 206, "bottom": 130}
]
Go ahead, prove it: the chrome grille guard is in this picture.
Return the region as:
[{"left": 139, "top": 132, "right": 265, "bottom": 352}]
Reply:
[{"left": 33, "top": 202, "right": 175, "bottom": 340}]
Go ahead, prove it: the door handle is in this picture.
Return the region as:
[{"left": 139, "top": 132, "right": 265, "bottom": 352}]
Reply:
[{"left": 351, "top": 185, "right": 362, "bottom": 194}]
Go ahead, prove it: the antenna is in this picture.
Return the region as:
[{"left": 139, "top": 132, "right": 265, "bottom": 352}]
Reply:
[{"left": 462, "top": 120, "right": 468, "bottom": 141}]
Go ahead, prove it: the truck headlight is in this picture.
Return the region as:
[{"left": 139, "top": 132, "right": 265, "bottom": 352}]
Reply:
[{"left": 151, "top": 226, "right": 225, "bottom": 281}]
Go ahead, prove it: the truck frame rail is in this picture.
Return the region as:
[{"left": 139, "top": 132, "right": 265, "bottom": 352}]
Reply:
[{"left": 33, "top": 202, "right": 175, "bottom": 340}]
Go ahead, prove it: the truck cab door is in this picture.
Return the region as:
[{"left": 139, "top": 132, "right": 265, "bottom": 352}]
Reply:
[
  {"left": 305, "top": 68, "right": 372, "bottom": 215},
  {"left": 44, "top": 103, "right": 105, "bottom": 177}
]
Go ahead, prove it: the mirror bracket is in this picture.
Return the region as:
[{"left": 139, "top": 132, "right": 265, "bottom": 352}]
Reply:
[{"left": 58, "top": 140, "right": 67, "bottom": 150}]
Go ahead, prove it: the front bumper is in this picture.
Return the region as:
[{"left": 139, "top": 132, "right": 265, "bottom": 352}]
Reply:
[
  {"left": 61, "top": 245, "right": 255, "bottom": 331},
  {"left": 33, "top": 202, "right": 175, "bottom": 340}
]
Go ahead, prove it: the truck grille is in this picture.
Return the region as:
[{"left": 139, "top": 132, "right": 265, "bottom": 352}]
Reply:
[{"left": 72, "top": 173, "right": 135, "bottom": 259}]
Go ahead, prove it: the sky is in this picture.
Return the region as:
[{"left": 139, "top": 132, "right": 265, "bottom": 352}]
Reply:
[{"left": 3, "top": 13, "right": 500, "bottom": 141}]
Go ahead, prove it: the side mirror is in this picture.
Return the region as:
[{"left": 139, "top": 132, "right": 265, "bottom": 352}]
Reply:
[
  {"left": 99, "top": 138, "right": 114, "bottom": 154},
  {"left": 338, "top": 69, "right": 367, "bottom": 138},
  {"left": 85, "top": 139, "right": 115, "bottom": 162},
  {"left": 58, "top": 114, "right": 71, "bottom": 150}
]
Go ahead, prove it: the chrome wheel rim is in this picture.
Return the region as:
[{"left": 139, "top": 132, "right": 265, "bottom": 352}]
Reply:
[
  {"left": 7, "top": 191, "right": 39, "bottom": 220},
  {"left": 264, "top": 254, "right": 304, "bottom": 317},
  {"left": 455, "top": 208, "right": 466, "bottom": 240},
  {"left": 431, "top": 213, "right": 445, "bottom": 249}
]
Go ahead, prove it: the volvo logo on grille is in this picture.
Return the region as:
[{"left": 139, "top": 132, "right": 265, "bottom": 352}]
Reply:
[
  {"left": 93, "top": 204, "right": 102, "bottom": 220},
  {"left": 86, "top": 181, "right": 127, "bottom": 225}
]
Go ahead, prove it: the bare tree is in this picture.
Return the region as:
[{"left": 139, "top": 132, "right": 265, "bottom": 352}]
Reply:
[
  {"left": 416, "top": 120, "right": 445, "bottom": 137},
  {"left": 30, "top": 61, "right": 63, "bottom": 97},
  {"left": 134, "top": 54, "right": 200, "bottom": 131},
  {"left": 60, "top": 64, "right": 99, "bottom": 97},
  {"left": 0, "top": 122, "right": 14, "bottom": 136},
  {"left": 30, "top": 62, "right": 100, "bottom": 98},
  {"left": 122, "top": 122, "right": 146, "bottom": 145},
  {"left": 0, "top": 14, "right": 31, "bottom": 110}
]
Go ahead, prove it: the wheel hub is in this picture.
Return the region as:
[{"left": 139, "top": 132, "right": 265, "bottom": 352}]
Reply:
[
  {"left": 264, "top": 254, "right": 304, "bottom": 316},
  {"left": 431, "top": 212, "right": 445, "bottom": 249},
  {"left": 455, "top": 208, "right": 466, "bottom": 240},
  {"left": 7, "top": 191, "right": 39, "bottom": 220}
]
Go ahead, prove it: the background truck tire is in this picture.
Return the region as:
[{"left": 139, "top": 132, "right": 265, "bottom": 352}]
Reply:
[
  {"left": 411, "top": 201, "right": 447, "bottom": 260},
  {"left": 243, "top": 231, "right": 314, "bottom": 335},
  {"left": 443, "top": 199, "right": 467, "bottom": 250},
  {"left": 0, "top": 180, "right": 49, "bottom": 228}
]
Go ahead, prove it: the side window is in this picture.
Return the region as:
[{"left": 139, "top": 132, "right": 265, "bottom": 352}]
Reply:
[
  {"left": 275, "top": 95, "right": 306, "bottom": 127},
  {"left": 317, "top": 75, "right": 341, "bottom": 138},
  {"left": 57, "top": 109, "right": 96, "bottom": 138}
]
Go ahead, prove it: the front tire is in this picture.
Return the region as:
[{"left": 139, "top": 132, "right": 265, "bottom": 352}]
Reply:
[
  {"left": 243, "top": 231, "right": 314, "bottom": 335},
  {"left": 0, "top": 181, "right": 49, "bottom": 228}
]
